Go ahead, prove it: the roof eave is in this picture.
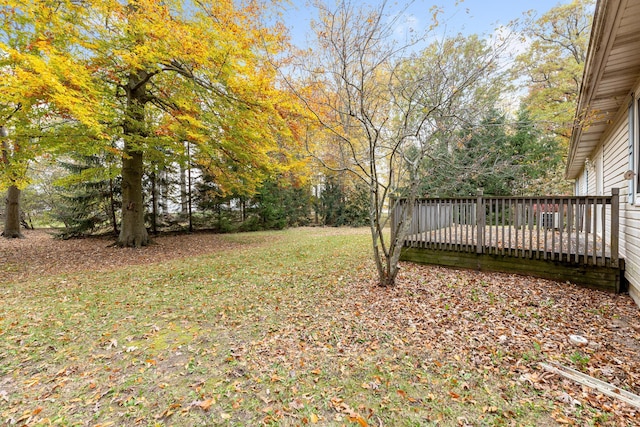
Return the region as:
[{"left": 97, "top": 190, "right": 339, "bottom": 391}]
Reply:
[{"left": 566, "top": 0, "right": 610, "bottom": 180}]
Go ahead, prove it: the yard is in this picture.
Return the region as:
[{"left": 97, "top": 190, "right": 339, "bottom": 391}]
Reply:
[{"left": 1, "top": 228, "right": 639, "bottom": 426}]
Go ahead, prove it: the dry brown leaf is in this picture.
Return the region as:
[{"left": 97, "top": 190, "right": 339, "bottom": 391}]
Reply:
[{"left": 195, "top": 398, "right": 214, "bottom": 411}]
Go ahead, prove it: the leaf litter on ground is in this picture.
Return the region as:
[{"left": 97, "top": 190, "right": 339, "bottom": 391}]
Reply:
[{"left": 0, "top": 227, "right": 639, "bottom": 425}]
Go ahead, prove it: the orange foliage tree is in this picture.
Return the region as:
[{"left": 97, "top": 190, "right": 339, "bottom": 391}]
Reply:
[{"left": 3, "top": 0, "right": 306, "bottom": 245}]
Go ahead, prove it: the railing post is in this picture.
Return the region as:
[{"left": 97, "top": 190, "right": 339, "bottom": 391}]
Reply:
[
  {"left": 476, "top": 189, "right": 484, "bottom": 254},
  {"left": 611, "top": 188, "right": 620, "bottom": 268}
]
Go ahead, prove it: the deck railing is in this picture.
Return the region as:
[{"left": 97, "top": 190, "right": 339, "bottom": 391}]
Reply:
[{"left": 394, "top": 188, "right": 620, "bottom": 268}]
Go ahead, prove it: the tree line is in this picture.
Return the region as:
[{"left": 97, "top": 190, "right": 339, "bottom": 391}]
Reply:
[
  {"left": 19, "top": 156, "right": 369, "bottom": 237},
  {"left": 1, "top": 0, "right": 594, "bottom": 286}
]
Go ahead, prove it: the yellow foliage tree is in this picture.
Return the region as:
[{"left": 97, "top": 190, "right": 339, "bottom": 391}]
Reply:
[
  {"left": 1, "top": 0, "right": 102, "bottom": 238},
  {"left": 3, "top": 0, "right": 306, "bottom": 244}
]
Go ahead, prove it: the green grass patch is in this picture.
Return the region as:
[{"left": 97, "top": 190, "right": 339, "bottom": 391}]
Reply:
[{"left": 0, "top": 228, "right": 614, "bottom": 425}]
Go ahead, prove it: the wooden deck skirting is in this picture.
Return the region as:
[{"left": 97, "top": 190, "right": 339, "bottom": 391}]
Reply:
[{"left": 394, "top": 188, "right": 625, "bottom": 293}]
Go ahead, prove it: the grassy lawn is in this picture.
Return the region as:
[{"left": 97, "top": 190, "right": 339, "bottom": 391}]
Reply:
[{"left": 1, "top": 227, "right": 638, "bottom": 426}]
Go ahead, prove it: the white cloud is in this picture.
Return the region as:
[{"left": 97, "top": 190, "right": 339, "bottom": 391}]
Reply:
[{"left": 391, "top": 13, "right": 422, "bottom": 43}]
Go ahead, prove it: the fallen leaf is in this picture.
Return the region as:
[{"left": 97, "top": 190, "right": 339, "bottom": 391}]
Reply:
[
  {"left": 194, "top": 398, "right": 214, "bottom": 411},
  {"left": 348, "top": 415, "right": 368, "bottom": 427},
  {"left": 290, "top": 399, "right": 304, "bottom": 410}
]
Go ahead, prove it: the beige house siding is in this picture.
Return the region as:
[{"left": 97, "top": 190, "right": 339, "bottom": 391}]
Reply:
[
  {"left": 582, "top": 97, "right": 640, "bottom": 304},
  {"left": 587, "top": 158, "right": 597, "bottom": 195},
  {"left": 603, "top": 121, "right": 628, "bottom": 192},
  {"left": 566, "top": 0, "right": 640, "bottom": 305}
]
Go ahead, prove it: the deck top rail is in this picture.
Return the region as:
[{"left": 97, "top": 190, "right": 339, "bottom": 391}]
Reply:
[{"left": 394, "top": 188, "right": 620, "bottom": 268}]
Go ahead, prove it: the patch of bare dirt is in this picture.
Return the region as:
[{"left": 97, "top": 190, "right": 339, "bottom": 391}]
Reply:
[{"left": 0, "top": 229, "right": 254, "bottom": 283}]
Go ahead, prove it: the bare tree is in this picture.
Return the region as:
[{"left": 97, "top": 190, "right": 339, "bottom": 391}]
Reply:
[{"left": 287, "top": 0, "right": 510, "bottom": 286}]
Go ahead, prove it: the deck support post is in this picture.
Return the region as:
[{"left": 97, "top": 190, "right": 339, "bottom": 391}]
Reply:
[
  {"left": 611, "top": 188, "right": 620, "bottom": 268},
  {"left": 476, "top": 189, "right": 484, "bottom": 254}
]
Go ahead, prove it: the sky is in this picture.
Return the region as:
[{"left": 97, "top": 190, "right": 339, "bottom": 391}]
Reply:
[{"left": 281, "top": 0, "right": 575, "bottom": 48}]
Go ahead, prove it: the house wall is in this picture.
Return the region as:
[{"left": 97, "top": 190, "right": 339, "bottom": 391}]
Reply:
[
  {"left": 575, "top": 169, "right": 586, "bottom": 196},
  {"left": 583, "top": 97, "right": 640, "bottom": 305},
  {"left": 587, "top": 157, "right": 597, "bottom": 195}
]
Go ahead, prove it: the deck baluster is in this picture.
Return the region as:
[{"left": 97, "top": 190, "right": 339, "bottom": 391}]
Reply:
[
  {"left": 591, "top": 198, "right": 597, "bottom": 265},
  {"left": 558, "top": 199, "right": 564, "bottom": 261},
  {"left": 600, "top": 198, "right": 607, "bottom": 266},
  {"left": 515, "top": 199, "right": 520, "bottom": 258},
  {"left": 536, "top": 198, "right": 541, "bottom": 259},
  {"left": 568, "top": 198, "right": 572, "bottom": 259}
]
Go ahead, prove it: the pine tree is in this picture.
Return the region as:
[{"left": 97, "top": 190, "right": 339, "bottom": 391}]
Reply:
[{"left": 54, "top": 154, "right": 121, "bottom": 238}]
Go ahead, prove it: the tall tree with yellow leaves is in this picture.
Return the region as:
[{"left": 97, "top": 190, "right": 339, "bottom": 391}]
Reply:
[
  {"left": 513, "top": 0, "right": 594, "bottom": 194},
  {"left": 516, "top": 0, "right": 595, "bottom": 141},
  {"left": 74, "top": 0, "right": 300, "bottom": 246},
  {"left": 3, "top": 0, "right": 303, "bottom": 245},
  {"left": 1, "top": 0, "right": 101, "bottom": 238}
]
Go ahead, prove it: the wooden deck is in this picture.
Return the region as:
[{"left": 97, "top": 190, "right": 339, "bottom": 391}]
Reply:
[{"left": 393, "top": 189, "right": 625, "bottom": 293}]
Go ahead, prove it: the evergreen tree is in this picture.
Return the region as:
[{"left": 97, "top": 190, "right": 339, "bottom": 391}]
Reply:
[
  {"left": 337, "top": 182, "right": 369, "bottom": 227},
  {"left": 319, "top": 175, "right": 345, "bottom": 226},
  {"left": 248, "top": 179, "right": 311, "bottom": 230},
  {"left": 421, "top": 110, "right": 516, "bottom": 197},
  {"left": 54, "top": 155, "right": 121, "bottom": 238},
  {"left": 510, "top": 108, "right": 566, "bottom": 195},
  {"left": 419, "top": 108, "right": 565, "bottom": 197},
  {"left": 318, "top": 174, "right": 369, "bottom": 226}
]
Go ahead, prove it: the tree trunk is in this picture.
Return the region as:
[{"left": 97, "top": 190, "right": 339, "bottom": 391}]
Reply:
[
  {"left": 117, "top": 70, "right": 150, "bottom": 247},
  {"left": 109, "top": 177, "right": 119, "bottom": 235},
  {"left": 187, "top": 147, "right": 193, "bottom": 232},
  {"left": 150, "top": 169, "right": 158, "bottom": 234},
  {"left": 118, "top": 149, "right": 148, "bottom": 247},
  {"left": 2, "top": 185, "right": 23, "bottom": 238},
  {"left": 372, "top": 190, "right": 414, "bottom": 287},
  {"left": 160, "top": 169, "right": 169, "bottom": 215},
  {"left": 2, "top": 127, "right": 23, "bottom": 239},
  {"left": 180, "top": 163, "right": 188, "bottom": 216}
]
